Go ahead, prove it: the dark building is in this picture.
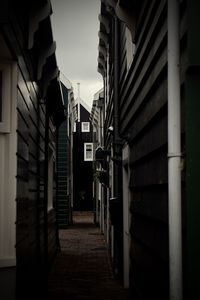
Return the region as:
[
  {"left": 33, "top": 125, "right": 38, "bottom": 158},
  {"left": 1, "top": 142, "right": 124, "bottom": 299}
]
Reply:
[
  {"left": 57, "top": 75, "right": 76, "bottom": 228},
  {"left": 97, "top": 0, "right": 200, "bottom": 299},
  {"left": 73, "top": 89, "right": 94, "bottom": 212},
  {"left": 0, "top": 1, "right": 65, "bottom": 299}
]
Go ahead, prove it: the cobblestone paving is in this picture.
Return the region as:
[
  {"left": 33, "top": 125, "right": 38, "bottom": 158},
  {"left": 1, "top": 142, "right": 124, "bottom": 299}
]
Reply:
[{"left": 48, "top": 212, "right": 128, "bottom": 300}]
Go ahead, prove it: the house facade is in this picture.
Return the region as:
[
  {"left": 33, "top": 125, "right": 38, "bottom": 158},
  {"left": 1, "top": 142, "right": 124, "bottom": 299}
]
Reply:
[
  {"left": 73, "top": 90, "right": 94, "bottom": 212},
  {"left": 0, "top": 1, "right": 65, "bottom": 298},
  {"left": 96, "top": 0, "right": 200, "bottom": 299}
]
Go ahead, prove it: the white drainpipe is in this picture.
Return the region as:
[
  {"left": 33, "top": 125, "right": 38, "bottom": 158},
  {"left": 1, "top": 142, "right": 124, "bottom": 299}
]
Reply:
[{"left": 168, "top": 1, "right": 182, "bottom": 299}]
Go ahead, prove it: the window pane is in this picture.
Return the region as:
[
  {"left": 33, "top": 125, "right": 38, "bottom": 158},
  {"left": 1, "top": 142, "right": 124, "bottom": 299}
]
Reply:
[
  {"left": 86, "top": 151, "right": 91, "bottom": 159},
  {"left": 82, "top": 122, "right": 90, "bottom": 132},
  {"left": 84, "top": 143, "right": 93, "bottom": 161},
  {"left": 86, "top": 145, "right": 92, "bottom": 159}
]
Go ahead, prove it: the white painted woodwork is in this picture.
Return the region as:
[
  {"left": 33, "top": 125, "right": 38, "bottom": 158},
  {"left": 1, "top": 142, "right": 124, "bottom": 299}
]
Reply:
[{"left": 0, "top": 63, "right": 17, "bottom": 267}]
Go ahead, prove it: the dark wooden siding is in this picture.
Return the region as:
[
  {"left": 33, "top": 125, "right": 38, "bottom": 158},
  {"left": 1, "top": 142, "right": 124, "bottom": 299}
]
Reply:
[
  {"left": 119, "top": 23, "right": 127, "bottom": 88},
  {"left": 73, "top": 104, "right": 94, "bottom": 211},
  {"left": 57, "top": 120, "right": 70, "bottom": 228},
  {"left": 16, "top": 67, "right": 58, "bottom": 279},
  {"left": 3, "top": 18, "right": 59, "bottom": 293},
  {"left": 47, "top": 117, "right": 57, "bottom": 265},
  {"left": 38, "top": 103, "right": 46, "bottom": 263},
  {"left": 16, "top": 63, "right": 40, "bottom": 275},
  {"left": 118, "top": 0, "right": 187, "bottom": 298}
]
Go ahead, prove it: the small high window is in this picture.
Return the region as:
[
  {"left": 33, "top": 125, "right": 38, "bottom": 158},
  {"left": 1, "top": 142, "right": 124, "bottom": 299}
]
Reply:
[
  {"left": 81, "top": 122, "right": 90, "bottom": 132},
  {"left": 84, "top": 143, "right": 93, "bottom": 161}
]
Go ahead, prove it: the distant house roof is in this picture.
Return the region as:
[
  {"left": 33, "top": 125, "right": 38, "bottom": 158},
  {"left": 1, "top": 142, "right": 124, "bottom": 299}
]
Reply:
[
  {"left": 75, "top": 96, "right": 91, "bottom": 114},
  {"left": 60, "top": 72, "right": 73, "bottom": 90},
  {"left": 90, "top": 88, "right": 104, "bottom": 126},
  {"left": 93, "top": 88, "right": 104, "bottom": 101},
  {"left": 57, "top": 73, "right": 78, "bottom": 123}
]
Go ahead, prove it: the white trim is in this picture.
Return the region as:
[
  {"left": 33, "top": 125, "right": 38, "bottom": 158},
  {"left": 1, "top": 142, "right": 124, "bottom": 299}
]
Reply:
[
  {"left": 81, "top": 122, "right": 90, "bottom": 132},
  {"left": 60, "top": 72, "right": 72, "bottom": 90},
  {"left": 84, "top": 143, "right": 93, "bottom": 161},
  {"left": 125, "top": 27, "right": 135, "bottom": 71},
  {"left": 78, "top": 102, "right": 80, "bottom": 122},
  {"left": 0, "top": 62, "right": 17, "bottom": 268},
  {"left": 0, "top": 61, "right": 12, "bottom": 133},
  {"left": 75, "top": 96, "right": 91, "bottom": 114},
  {"left": 73, "top": 122, "right": 76, "bottom": 132}
]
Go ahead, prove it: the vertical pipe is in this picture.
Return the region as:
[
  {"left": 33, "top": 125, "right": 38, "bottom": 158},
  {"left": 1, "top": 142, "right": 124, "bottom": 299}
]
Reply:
[
  {"left": 44, "top": 101, "right": 49, "bottom": 272},
  {"left": 167, "top": 1, "right": 182, "bottom": 299},
  {"left": 77, "top": 82, "right": 80, "bottom": 97}
]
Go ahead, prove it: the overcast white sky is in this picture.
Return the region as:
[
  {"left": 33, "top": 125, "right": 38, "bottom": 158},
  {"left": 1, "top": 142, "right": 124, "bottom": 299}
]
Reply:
[{"left": 51, "top": 0, "right": 103, "bottom": 108}]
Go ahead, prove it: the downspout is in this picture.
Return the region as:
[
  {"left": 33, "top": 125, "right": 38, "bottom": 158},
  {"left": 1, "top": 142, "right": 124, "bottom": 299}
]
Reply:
[
  {"left": 167, "top": 1, "right": 182, "bottom": 299},
  {"left": 44, "top": 101, "right": 49, "bottom": 272}
]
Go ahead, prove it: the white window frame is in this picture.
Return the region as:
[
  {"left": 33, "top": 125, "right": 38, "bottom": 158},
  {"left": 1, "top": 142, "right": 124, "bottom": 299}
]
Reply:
[
  {"left": 84, "top": 143, "right": 93, "bottom": 161},
  {"left": 81, "top": 122, "right": 90, "bottom": 132},
  {"left": 0, "top": 62, "right": 12, "bottom": 133}
]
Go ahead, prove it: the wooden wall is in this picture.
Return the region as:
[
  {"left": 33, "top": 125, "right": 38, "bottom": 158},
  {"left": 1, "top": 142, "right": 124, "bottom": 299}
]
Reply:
[
  {"left": 2, "top": 14, "right": 59, "bottom": 297},
  {"left": 57, "top": 120, "right": 70, "bottom": 228},
  {"left": 16, "top": 57, "right": 43, "bottom": 284},
  {"left": 47, "top": 117, "right": 58, "bottom": 266},
  {"left": 73, "top": 105, "right": 94, "bottom": 211},
  {"left": 118, "top": 0, "right": 187, "bottom": 298}
]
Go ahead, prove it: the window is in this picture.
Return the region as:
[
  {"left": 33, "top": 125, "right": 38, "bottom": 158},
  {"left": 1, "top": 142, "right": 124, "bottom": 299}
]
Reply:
[
  {"left": 84, "top": 143, "right": 93, "bottom": 161},
  {"left": 0, "top": 62, "right": 11, "bottom": 133},
  {"left": 81, "top": 122, "right": 90, "bottom": 132}
]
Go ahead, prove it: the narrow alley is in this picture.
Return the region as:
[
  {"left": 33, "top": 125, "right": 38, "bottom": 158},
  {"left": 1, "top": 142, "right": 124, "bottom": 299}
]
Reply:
[
  {"left": 1, "top": 1, "right": 200, "bottom": 300},
  {"left": 48, "top": 212, "right": 128, "bottom": 300}
]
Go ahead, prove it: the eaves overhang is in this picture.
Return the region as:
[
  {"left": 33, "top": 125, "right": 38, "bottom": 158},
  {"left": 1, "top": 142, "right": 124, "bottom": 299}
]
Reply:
[
  {"left": 97, "top": 0, "right": 137, "bottom": 76},
  {"left": 46, "top": 76, "right": 66, "bottom": 127}
]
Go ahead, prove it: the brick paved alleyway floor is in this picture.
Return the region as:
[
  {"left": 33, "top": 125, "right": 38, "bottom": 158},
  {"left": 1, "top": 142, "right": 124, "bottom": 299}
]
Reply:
[{"left": 48, "top": 212, "right": 128, "bottom": 300}]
